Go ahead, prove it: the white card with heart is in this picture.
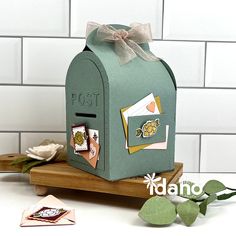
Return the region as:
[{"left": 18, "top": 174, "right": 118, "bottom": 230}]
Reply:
[{"left": 123, "top": 93, "right": 160, "bottom": 125}]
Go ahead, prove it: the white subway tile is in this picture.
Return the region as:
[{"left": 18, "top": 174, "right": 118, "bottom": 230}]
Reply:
[
  {"left": 21, "top": 133, "right": 66, "bottom": 153},
  {"left": 0, "top": 86, "right": 65, "bottom": 131},
  {"left": 71, "top": 0, "right": 163, "bottom": 39},
  {"left": 176, "top": 89, "right": 236, "bottom": 133},
  {"left": 23, "top": 38, "right": 85, "bottom": 85},
  {"left": 206, "top": 43, "right": 236, "bottom": 87},
  {"left": 164, "top": 0, "right": 236, "bottom": 41},
  {"left": 201, "top": 135, "right": 236, "bottom": 172},
  {"left": 175, "top": 135, "right": 199, "bottom": 172},
  {"left": 0, "top": 133, "right": 19, "bottom": 155},
  {"left": 0, "top": 38, "right": 21, "bottom": 84},
  {"left": 0, "top": 0, "right": 69, "bottom": 36},
  {"left": 150, "top": 41, "right": 205, "bottom": 87}
]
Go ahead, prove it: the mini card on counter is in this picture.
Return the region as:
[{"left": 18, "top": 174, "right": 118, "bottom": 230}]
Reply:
[
  {"left": 27, "top": 207, "right": 69, "bottom": 223},
  {"left": 20, "top": 195, "right": 75, "bottom": 227}
]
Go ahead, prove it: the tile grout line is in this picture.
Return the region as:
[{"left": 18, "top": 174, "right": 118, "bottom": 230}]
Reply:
[
  {"left": 203, "top": 42, "right": 207, "bottom": 87},
  {"left": 161, "top": 0, "right": 165, "bottom": 40},
  {"left": 177, "top": 86, "right": 236, "bottom": 90},
  {"left": 0, "top": 84, "right": 65, "bottom": 87},
  {"left": 21, "top": 38, "right": 23, "bottom": 85},
  {"left": 69, "top": 0, "right": 71, "bottom": 37},
  {"left": 176, "top": 132, "right": 236, "bottom": 135},
  {"left": 1, "top": 84, "right": 236, "bottom": 89},
  {"left": 0, "top": 35, "right": 84, "bottom": 39},
  {"left": 0, "top": 36, "right": 235, "bottom": 44},
  {"left": 183, "top": 171, "right": 236, "bottom": 173},
  {"left": 154, "top": 39, "right": 236, "bottom": 43},
  {"left": 189, "top": 171, "right": 236, "bottom": 174},
  {"left": 0, "top": 131, "right": 66, "bottom": 134},
  {"left": 198, "top": 134, "right": 202, "bottom": 173},
  {"left": 18, "top": 131, "right": 21, "bottom": 153}
]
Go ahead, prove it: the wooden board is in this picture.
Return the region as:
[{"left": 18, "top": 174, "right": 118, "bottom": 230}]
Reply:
[
  {"left": 0, "top": 153, "right": 24, "bottom": 172},
  {"left": 0, "top": 154, "right": 183, "bottom": 198},
  {"left": 30, "top": 162, "right": 183, "bottom": 198}
]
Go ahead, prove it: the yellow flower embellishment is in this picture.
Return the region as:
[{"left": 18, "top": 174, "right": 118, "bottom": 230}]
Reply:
[
  {"left": 74, "top": 131, "right": 85, "bottom": 146},
  {"left": 136, "top": 119, "right": 160, "bottom": 138}
]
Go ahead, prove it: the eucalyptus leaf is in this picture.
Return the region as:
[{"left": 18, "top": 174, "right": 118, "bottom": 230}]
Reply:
[
  {"left": 10, "top": 157, "right": 31, "bottom": 165},
  {"left": 199, "top": 194, "right": 217, "bottom": 215},
  {"left": 177, "top": 181, "right": 204, "bottom": 200},
  {"left": 177, "top": 200, "right": 199, "bottom": 226},
  {"left": 217, "top": 191, "right": 236, "bottom": 200},
  {"left": 21, "top": 160, "right": 46, "bottom": 173},
  {"left": 203, "top": 180, "right": 226, "bottom": 194},
  {"left": 138, "top": 196, "right": 176, "bottom": 225}
]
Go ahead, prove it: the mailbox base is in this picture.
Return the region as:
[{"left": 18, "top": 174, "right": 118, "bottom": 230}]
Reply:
[
  {"left": 30, "top": 162, "right": 183, "bottom": 198},
  {"left": 0, "top": 154, "right": 183, "bottom": 199}
]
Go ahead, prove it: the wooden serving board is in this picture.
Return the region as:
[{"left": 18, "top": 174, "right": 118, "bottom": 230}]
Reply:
[
  {"left": 30, "top": 162, "right": 183, "bottom": 198},
  {"left": 0, "top": 154, "right": 183, "bottom": 199},
  {"left": 0, "top": 153, "right": 25, "bottom": 172}
]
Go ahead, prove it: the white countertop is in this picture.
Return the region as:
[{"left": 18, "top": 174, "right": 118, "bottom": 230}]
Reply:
[{"left": 0, "top": 172, "right": 235, "bottom": 236}]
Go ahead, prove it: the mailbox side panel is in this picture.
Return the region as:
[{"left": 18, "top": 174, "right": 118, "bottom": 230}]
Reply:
[
  {"left": 108, "top": 58, "right": 176, "bottom": 180},
  {"left": 65, "top": 51, "right": 110, "bottom": 179}
]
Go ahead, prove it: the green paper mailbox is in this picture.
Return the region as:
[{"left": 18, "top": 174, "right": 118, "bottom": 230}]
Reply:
[{"left": 66, "top": 24, "right": 177, "bottom": 181}]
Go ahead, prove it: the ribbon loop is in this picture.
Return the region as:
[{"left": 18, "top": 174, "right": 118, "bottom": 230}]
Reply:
[{"left": 86, "top": 22, "right": 159, "bottom": 64}]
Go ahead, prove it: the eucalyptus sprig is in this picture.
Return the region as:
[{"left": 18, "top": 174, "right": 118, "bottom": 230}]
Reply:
[
  {"left": 11, "top": 156, "right": 48, "bottom": 173},
  {"left": 139, "top": 180, "right": 236, "bottom": 226}
]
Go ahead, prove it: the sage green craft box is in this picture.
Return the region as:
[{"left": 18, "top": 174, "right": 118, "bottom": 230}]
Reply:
[{"left": 66, "top": 24, "right": 177, "bottom": 181}]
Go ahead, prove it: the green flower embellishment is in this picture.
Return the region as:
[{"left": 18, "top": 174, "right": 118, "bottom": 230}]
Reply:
[{"left": 136, "top": 119, "right": 160, "bottom": 138}]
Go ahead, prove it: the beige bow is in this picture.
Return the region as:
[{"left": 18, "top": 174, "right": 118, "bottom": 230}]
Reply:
[{"left": 86, "top": 22, "right": 159, "bottom": 64}]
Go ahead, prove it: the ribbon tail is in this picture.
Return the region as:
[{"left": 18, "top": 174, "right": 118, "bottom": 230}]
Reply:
[
  {"left": 87, "top": 22, "right": 118, "bottom": 41},
  {"left": 86, "top": 21, "right": 101, "bottom": 38},
  {"left": 128, "top": 23, "right": 153, "bottom": 44},
  {"left": 114, "top": 40, "right": 136, "bottom": 64},
  {"left": 126, "top": 39, "right": 159, "bottom": 62}
]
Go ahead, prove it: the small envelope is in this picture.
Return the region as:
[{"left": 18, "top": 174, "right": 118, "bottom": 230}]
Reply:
[
  {"left": 79, "top": 137, "right": 100, "bottom": 169},
  {"left": 20, "top": 195, "right": 76, "bottom": 227}
]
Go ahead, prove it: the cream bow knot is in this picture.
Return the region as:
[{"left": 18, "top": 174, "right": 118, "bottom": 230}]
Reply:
[{"left": 86, "top": 22, "right": 159, "bottom": 64}]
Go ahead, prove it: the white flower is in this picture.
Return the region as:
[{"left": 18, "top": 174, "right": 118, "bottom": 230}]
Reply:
[
  {"left": 143, "top": 173, "right": 161, "bottom": 195},
  {"left": 26, "top": 143, "right": 64, "bottom": 162}
]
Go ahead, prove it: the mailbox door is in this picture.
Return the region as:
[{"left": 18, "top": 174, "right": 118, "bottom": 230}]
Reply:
[{"left": 66, "top": 56, "right": 105, "bottom": 171}]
